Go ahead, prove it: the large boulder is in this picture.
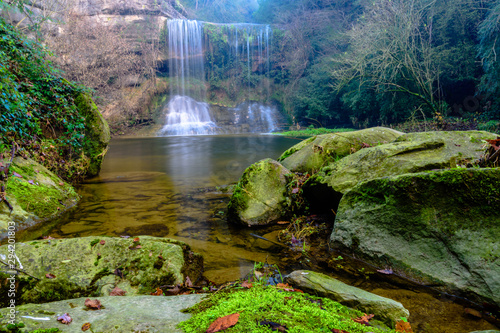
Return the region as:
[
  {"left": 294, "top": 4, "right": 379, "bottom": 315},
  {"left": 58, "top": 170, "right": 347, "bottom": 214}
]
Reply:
[
  {"left": 227, "top": 158, "right": 292, "bottom": 227},
  {"left": 75, "top": 93, "right": 111, "bottom": 178},
  {"left": 304, "top": 130, "right": 497, "bottom": 210},
  {"left": 285, "top": 270, "right": 409, "bottom": 327},
  {"left": 0, "top": 295, "right": 205, "bottom": 332},
  {"left": 331, "top": 168, "right": 500, "bottom": 307},
  {"left": 278, "top": 127, "right": 403, "bottom": 174},
  {"left": 0, "top": 157, "right": 79, "bottom": 240},
  {"left": 0, "top": 236, "right": 203, "bottom": 306}
]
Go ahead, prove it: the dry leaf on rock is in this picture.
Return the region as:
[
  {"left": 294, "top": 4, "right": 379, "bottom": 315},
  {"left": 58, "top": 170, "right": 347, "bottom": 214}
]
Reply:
[
  {"left": 241, "top": 281, "right": 253, "bottom": 289},
  {"left": 57, "top": 313, "right": 72, "bottom": 324},
  {"left": 81, "top": 322, "right": 91, "bottom": 331},
  {"left": 206, "top": 313, "right": 240, "bottom": 333},
  {"left": 99, "top": 240, "right": 105, "bottom": 245},
  {"left": 109, "top": 287, "right": 126, "bottom": 296},
  {"left": 45, "top": 273, "right": 56, "bottom": 279},
  {"left": 395, "top": 320, "right": 413, "bottom": 332},
  {"left": 84, "top": 298, "right": 102, "bottom": 310}
]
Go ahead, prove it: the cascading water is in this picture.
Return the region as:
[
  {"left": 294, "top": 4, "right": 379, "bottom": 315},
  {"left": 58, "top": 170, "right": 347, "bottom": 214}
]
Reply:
[
  {"left": 161, "top": 19, "right": 216, "bottom": 136},
  {"left": 160, "top": 19, "right": 283, "bottom": 136}
]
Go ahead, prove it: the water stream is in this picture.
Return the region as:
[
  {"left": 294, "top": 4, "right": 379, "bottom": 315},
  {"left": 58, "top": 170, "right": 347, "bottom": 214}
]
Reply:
[{"left": 16, "top": 135, "right": 499, "bottom": 332}]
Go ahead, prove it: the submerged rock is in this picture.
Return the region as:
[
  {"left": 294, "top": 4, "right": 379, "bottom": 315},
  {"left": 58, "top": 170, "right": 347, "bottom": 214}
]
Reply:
[
  {"left": 331, "top": 168, "right": 500, "bottom": 307},
  {"left": 0, "top": 157, "right": 79, "bottom": 240},
  {"left": 0, "top": 236, "right": 203, "bottom": 306},
  {"left": 227, "top": 158, "right": 292, "bottom": 227},
  {"left": 0, "top": 295, "right": 205, "bottom": 332},
  {"left": 304, "top": 130, "right": 497, "bottom": 210},
  {"left": 278, "top": 127, "right": 403, "bottom": 174},
  {"left": 285, "top": 270, "right": 409, "bottom": 327}
]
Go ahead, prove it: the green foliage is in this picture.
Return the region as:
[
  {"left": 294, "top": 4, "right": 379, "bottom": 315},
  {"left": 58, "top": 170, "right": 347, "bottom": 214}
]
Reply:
[
  {"left": 0, "top": 17, "right": 91, "bottom": 181},
  {"left": 178, "top": 285, "right": 395, "bottom": 332}
]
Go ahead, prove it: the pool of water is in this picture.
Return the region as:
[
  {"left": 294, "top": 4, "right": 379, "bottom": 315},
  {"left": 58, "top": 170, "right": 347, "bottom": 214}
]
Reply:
[{"left": 17, "top": 134, "right": 499, "bottom": 332}]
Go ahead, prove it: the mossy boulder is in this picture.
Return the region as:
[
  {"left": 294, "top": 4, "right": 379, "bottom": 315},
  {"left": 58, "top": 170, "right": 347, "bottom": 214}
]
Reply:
[
  {"left": 75, "top": 93, "right": 110, "bottom": 178},
  {"left": 278, "top": 127, "right": 403, "bottom": 173},
  {"left": 0, "top": 295, "right": 205, "bottom": 332},
  {"left": 227, "top": 158, "right": 292, "bottom": 226},
  {"left": 304, "top": 130, "right": 497, "bottom": 210},
  {"left": 331, "top": 168, "right": 500, "bottom": 307},
  {"left": 0, "top": 157, "right": 79, "bottom": 240},
  {"left": 285, "top": 270, "right": 409, "bottom": 327},
  {"left": 0, "top": 236, "right": 203, "bottom": 306}
]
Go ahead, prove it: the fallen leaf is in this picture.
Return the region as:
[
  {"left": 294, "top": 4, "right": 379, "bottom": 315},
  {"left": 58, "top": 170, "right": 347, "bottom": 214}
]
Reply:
[
  {"left": 46, "top": 273, "right": 56, "bottom": 279},
  {"left": 464, "top": 308, "right": 482, "bottom": 319},
  {"left": 206, "top": 313, "right": 240, "bottom": 333},
  {"left": 13, "top": 172, "right": 22, "bottom": 178},
  {"left": 241, "top": 281, "right": 253, "bottom": 289},
  {"left": 151, "top": 287, "right": 163, "bottom": 296},
  {"left": 81, "top": 322, "right": 91, "bottom": 331},
  {"left": 377, "top": 268, "right": 393, "bottom": 275},
  {"left": 99, "top": 240, "right": 105, "bottom": 245},
  {"left": 277, "top": 221, "right": 290, "bottom": 225},
  {"left": 57, "top": 313, "right": 72, "bottom": 324},
  {"left": 331, "top": 329, "right": 350, "bottom": 333},
  {"left": 133, "top": 237, "right": 140, "bottom": 242},
  {"left": 291, "top": 188, "right": 300, "bottom": 194},
  {"left": 158, "top": 255, "right": 164, "bottom": 259},
  {"left": 149, "top": 251, "right": 153, "bottom": 257},
  {"left": 260, "top": 320, "right": 287, "bottom": 332},
  {"left": 185, "top": 276, "right": 193, "bottom": 288},
  {"left": 353, "top": 313, "right": 374, "bottom": 326},
  {"left": 164, "top": 285, "right": 181, "bottom": 296},
  {"left": 395, "top": 320, "right": 413, "bottom": 332},
  {"left": 84, "top": 298, "right": 102, "bottom": 310},
  {"left": 28, "top": 180, "right": 35, "bottom": 185},
  {"left": 42, "top": 236, "right": 55, "bottom": 240},
  {"left": 109, "top": 287, "right": 126, "bottom": 296},
  {"left": 120, "top": 235, "right": 130, "bottom": 238},
  {"left": 58, "top": 182, "right": 64, "bottom": 186}
]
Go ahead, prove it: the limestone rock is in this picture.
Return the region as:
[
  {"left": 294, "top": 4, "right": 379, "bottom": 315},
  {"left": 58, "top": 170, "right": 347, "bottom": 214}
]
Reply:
[
  {"left": 304, "top": 130, "right": 497, "bottom": 210},
  {"left": 278, "top": 127, "right": 403, "bottom": 174},
  {"left": 74, "top": 93, "right": 111, "bottom": 177},
  {"left": 0, "top": 295, "right": 205, "bottom": 332},
  {"left": 285, "top": 270, "right": 409, "bottom": 327},
  {"left": 227, "top": 158, "right": 292, "bottom": 226},
  {"left": 0, "top": 236, "right": 203, "bottom": 306},
  {"left": 331, "top": 168, "right": 500, "bottom": 307},
  {"left": 0, "top": 157, "right": 79, "bottom": 240}
]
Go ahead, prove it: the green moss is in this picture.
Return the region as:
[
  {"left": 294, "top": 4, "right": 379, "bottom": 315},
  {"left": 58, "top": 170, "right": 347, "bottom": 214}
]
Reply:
[{"left": 178, "top": 286, "right": 395, "bottom": 333}]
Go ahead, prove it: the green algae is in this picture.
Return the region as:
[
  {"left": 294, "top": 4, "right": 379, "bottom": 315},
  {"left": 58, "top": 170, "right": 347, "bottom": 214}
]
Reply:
[{"left": 178, "top": 286, "right": 396, "bottom": 333}]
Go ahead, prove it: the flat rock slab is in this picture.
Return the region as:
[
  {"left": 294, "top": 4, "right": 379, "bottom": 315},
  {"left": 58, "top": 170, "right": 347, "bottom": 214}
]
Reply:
[
  {"left": 285, "top": 270, "right": 409, "bottom": 327},
  {"left": 0, "top": 236, "right": 203, "bottom": 306},
  {"left": 0, "top": 295, "right": 205, "bottom": 332}
]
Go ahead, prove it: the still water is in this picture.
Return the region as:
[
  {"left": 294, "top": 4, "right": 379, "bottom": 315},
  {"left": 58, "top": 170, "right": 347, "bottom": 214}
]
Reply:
[
  {"left": 20, "top": 134, "right": 498, "bottom": 332},
  {"left": 38, "top": 135, "right": 301, "bottom": 282}
]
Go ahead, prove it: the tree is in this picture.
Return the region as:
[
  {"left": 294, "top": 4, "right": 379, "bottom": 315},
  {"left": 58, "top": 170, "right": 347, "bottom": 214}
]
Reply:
[{"left": 332, "top": 0, "right": 446, "bottom": 119}]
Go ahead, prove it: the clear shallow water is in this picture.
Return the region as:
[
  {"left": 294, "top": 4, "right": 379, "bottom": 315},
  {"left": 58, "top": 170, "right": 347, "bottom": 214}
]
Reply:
[{"left": 16, "top": 134, "right": 499, "bottom": 332}]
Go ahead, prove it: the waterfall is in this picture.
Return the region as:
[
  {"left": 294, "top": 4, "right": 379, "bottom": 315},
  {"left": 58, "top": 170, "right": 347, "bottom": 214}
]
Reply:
[
  {"left": 160, "top": 19, "right": 282, "bottom": 136},
  {"left": 161, "top": 19, "right": 216, "bottom": 136}
]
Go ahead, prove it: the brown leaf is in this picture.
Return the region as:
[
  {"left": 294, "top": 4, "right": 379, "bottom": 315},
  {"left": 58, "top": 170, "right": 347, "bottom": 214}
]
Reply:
[
  {"left": 133, "top": 237, "right": 140, "bottom": 242},
  {"left": 84, "top": 298, "right": 102, "bottom": 310},
  {"left": 332, "top": 329, "right": 350, "bottom": 333},
  {"left": 353, "top": 313, "right": 374, "bottom": 326},
  {"left": 109, "top": 287, "right": 126, "bottom": 296},
  {"left": 164, "top": 285, "right": 181, "bottom": 296},
  {"left": 206, "top": 313, "right": 240, "bottom": 333},
  {"left": 81, "top": 322, "right": 91, "bottom": 331},
  {"left": 395, "top": 320, "right": 413, "bottom": 332},
  {"left": 151, "top": 287, "right": 163, "bottom": 296},
  {"left": 464, "top": 308, "right": 482, "bottom": 319},
  {"left": 277, "top": 221, "right": 290, "bottom": 225},
  {"left": 45, "top": 273, "right": 56, "bottom": 279},
  {"left": 99, "top": 240, "right": 105, "bottom": 245},
  {"left": 241, "top": 281, "right": 253, "bottom": 289},
  {"left": 59, "top": 182, "right": 64, "bottom": 186},
  {"left": 57, "top": 313, "right": 72, "bottom": 324}
]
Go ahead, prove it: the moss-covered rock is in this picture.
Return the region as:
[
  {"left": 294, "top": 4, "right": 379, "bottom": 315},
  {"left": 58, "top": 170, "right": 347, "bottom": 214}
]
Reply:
[
  {"left": 278, "top": 127, "right": 403, "bottom": 173},
  {"left": 304, "top": 130, "right": 498, "bottom": 210},
  {"left": 227, "top": 158, "right": 292, "bottom": 227},
  {"left": 331, "top": 168, "right": 500, "bottom": 307},
  {"left": 74, "top": 93, "right": 110, "bottom": 178},
  {"left": 285, "top": 270, "right": 409, "bottom": 327},
  {"left": 0, "top": 236, "right": 203, "bottom": 306},
  {"left": 0, "top": 295, "right": 205, "bottom": 332},
  {"left": 0, "top": 157, "right": 79, "bottom": 240}
]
